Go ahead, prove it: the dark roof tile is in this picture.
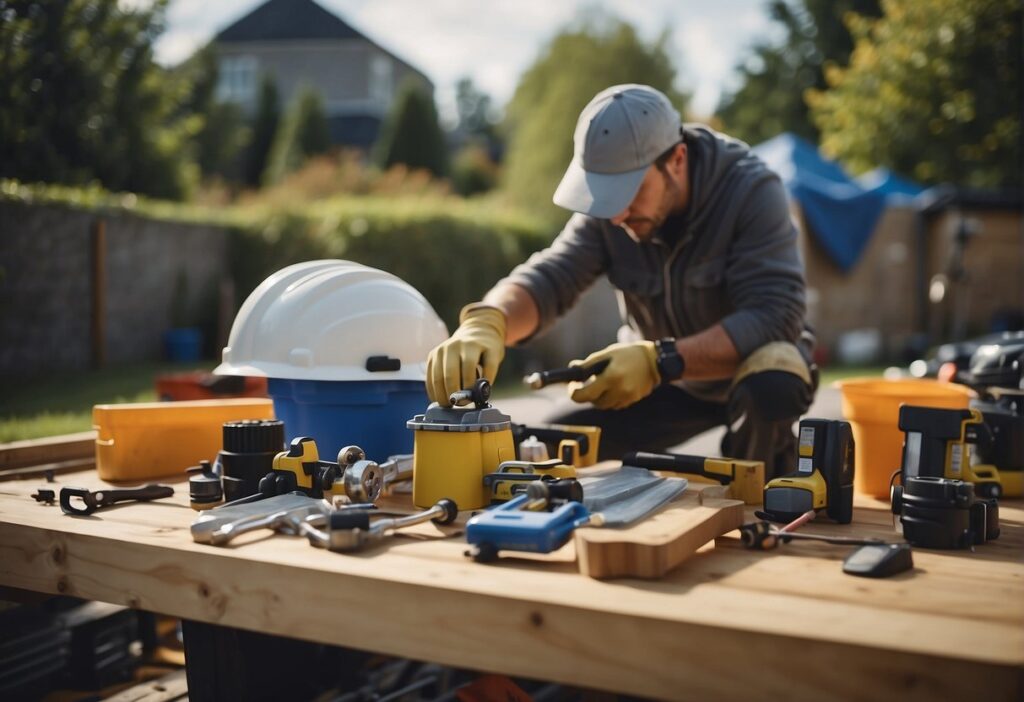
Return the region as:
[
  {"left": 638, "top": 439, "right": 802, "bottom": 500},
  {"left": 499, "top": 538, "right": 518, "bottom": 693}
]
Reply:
[{"left": 216, "top": 0, "right": 362, "bottom": 42}]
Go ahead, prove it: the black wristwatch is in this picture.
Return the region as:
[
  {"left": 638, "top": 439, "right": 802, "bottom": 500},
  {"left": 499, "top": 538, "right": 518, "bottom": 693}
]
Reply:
[{"left": 655, "top": 338, "right": 685, "bottom": 383}]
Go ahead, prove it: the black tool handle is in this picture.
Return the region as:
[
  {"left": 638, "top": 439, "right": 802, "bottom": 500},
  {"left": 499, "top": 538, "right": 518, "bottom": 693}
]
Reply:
[
  {"left": 528, "top": 359, "right": 610, "bottom": 388},
  {"left": 96, "top": 484, "right": 174, "bottom": 507},
  {"left": 60, "top": 484, "right": 174, "bottom": 515},
  {"left": 621, "top": 451, "right": 731, "bottom": 485}
]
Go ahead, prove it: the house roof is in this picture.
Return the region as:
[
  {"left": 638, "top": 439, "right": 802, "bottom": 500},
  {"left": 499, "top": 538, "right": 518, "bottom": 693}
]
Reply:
[
  {"left": 216, "top": 0, "right": 362, "bottom": 42},
  {"left": 214, "top": 0, "right": 433, "bottom": 89}
]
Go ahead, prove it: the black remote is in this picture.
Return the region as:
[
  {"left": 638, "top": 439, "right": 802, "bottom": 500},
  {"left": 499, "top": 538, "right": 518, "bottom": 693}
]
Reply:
[{"left": 842, "top": 543, "right": 914, "bottom": 578}]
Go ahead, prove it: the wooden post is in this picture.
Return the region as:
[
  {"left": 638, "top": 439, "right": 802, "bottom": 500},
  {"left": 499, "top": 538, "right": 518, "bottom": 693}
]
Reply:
[{"left": 91, "top": 217, "right": 106, "bottom": 368}]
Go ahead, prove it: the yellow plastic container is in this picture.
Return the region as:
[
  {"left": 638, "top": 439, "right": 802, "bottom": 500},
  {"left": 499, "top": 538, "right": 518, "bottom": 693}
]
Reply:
[
  {"left": 93, "top": 398, "right": 274, "bottom": 481},
  {"left": 835, "top": 378, "right": 972, "bottom": 497},
  {"left": 408, "top": 402, "right": 516, "bottom": 510},
  {"left": 409, "top": 427, "right": 515, "bottom": 510}
]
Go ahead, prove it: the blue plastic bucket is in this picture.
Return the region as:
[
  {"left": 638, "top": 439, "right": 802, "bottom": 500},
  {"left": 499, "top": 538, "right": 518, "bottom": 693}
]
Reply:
[
  {"left": 267, "top": 378, "right": 426, "bottom": 461},
  {"left": 163, "top": 327, "right": 203, "bottom": 362}
]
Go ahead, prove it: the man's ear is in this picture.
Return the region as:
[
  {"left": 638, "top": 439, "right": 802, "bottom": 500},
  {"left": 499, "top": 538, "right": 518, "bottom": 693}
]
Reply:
[{"left": 672, "top": 143, "right": 688, "bottom": 177}]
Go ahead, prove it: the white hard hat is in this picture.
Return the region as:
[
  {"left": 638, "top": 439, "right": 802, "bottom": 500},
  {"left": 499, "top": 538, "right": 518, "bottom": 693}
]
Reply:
[{"left": 215, "top": 260, "right": 449, "bottom": 382}]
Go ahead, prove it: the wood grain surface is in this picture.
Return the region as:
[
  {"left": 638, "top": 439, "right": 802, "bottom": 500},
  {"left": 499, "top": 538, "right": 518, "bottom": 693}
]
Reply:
[
  {"left": 0, "top": 466, "right": 1021, "bottom": 701},
  {"left": 575, "top": 492, "right": 745, "bottom": 578}
]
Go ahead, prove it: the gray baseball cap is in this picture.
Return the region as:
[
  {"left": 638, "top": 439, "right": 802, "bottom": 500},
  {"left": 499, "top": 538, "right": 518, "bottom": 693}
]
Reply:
[{"left": 553, "top": 84, "right": 682, "bottom": 219}]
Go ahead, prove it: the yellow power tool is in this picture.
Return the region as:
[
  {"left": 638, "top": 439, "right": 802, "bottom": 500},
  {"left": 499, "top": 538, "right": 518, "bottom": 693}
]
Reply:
[
  {"left": 483, "top": 459, "right": 577, "bottom": 503},
  {"left": 513, "top": 424, "right": 602, "bottom": 467},
  {"left": 621, "top": 451, "right": 765, "bottom": 505},
  {"left": 760, "top": 419, "right": 854, "bottom": 524},
  {"left": 898, "top": 405, "right": 1005, "bottom": 499},
  {"left": 263, "top": 438, "right": 388, "bottom": 504}
]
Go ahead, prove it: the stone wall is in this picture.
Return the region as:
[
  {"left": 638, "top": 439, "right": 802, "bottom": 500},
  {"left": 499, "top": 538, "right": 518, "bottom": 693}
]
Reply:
[{"left": 0, "top": 201, "right": 230, "bottom": 378}]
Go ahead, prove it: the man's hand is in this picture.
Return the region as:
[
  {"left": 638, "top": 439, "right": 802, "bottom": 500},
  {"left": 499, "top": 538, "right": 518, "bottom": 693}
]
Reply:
[
  {"left": 425, "top": 304, "right": 507, "bottom": 406},
  {"left": 568, "top": 340, "right": 660, "bottom": 410}
]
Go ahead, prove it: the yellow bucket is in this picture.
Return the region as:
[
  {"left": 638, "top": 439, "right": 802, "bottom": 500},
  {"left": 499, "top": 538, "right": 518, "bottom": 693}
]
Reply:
[{"left": 835, "top": 378, "right": 973, "bottom": 497}]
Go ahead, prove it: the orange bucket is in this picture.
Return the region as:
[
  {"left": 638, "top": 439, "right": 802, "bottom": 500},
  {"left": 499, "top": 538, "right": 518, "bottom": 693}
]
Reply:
[{"left": 835, "top": 378, "right": 973, "bottom": 497}]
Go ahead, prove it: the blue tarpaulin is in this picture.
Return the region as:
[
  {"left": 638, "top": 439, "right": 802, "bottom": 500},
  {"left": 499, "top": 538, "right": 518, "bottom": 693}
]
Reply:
[{"left": 752, "top": 133, "right": 923, "bottom": 273}]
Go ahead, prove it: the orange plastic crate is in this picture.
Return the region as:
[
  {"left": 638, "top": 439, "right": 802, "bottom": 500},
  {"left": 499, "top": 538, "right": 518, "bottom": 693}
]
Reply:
[{"left": 93, "top": 398, "right": 275, "bottom": 481}]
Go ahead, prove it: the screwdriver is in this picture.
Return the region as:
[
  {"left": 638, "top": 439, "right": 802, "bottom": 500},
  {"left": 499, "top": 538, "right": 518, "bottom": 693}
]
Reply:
[{"left": 523, "top": 359, "right": 610, "bottom": 389}]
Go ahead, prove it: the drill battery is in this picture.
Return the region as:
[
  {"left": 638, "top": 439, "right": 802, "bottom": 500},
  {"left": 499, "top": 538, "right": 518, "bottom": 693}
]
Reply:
[{"left": 761, "top": 419, "right": 855, "bottom": 524}]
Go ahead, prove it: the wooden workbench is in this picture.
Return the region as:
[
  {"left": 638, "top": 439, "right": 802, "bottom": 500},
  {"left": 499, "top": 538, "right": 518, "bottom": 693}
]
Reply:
[{"left": 1, "top": 461, "right": 1021, "bottom": 701}]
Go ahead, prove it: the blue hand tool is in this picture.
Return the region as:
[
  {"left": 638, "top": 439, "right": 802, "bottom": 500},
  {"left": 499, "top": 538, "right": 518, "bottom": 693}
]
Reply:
[{"left": 465, "top": 491, "right": 593, "bottom": 562}]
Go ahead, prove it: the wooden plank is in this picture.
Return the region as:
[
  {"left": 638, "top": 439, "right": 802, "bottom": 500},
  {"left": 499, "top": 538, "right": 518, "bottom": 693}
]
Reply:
[
  {"left": 0, "top": 470, "right": 1020, "bottom": 701},
  {"left": 0, "top": 456, "right": 95, "bottom": 482},
  {"left": 0, "top": 431, "right": 96, "bottom": 470},
  {"left": 575, "top": 492, "right": 745, "bottom": 578},
  {"left": 0, "top": 520, "right": 1019, "bottom": 701}
]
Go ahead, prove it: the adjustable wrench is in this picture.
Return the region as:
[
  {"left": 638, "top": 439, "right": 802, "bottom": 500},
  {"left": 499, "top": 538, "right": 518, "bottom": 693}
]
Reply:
[
  {"left": 191, "top": 492, "right": 326, "bottom": 544},
  {"left": 304, "top": 498, "right": 458, "bottom": 552}
]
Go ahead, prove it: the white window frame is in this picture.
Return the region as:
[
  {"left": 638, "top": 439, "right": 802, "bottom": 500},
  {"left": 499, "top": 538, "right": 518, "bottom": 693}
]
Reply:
[
  {"left": 369, "top": 54, "right": 393, "bottom": 105},
  {"left": 216, "top": 55, "right": 259, "bottom": 104}
]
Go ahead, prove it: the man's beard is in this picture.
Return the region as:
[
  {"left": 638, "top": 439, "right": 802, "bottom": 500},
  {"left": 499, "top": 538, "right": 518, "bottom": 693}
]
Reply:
[{"left": 623, "top": 173, "right": 679, "bottom": 241}]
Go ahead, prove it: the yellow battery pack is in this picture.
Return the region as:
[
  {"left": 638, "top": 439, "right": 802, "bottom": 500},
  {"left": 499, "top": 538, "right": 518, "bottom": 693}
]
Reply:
[{"left": 93, "top": 398, "right": 274, "bottom": 481}]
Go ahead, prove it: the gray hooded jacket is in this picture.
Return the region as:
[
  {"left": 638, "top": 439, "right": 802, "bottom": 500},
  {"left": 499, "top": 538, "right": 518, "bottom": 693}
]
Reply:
[{"left": 502, "top": 124, "right": 812, "bottom": 403}]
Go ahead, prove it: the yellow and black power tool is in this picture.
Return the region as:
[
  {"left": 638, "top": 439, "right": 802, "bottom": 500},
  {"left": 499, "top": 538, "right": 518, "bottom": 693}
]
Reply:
[
  {"left": 898, "top": 405, "right": 1004, "bottom": 499},
  {"left": 261, "top": 438, "right": 385, "bottom": 504},
  {"left": 621, "top": 451, "right": 765, "bottom": 505},
  {"left": 483, "top": 459, "right": 577, "bottom": 503},
  {"left": 512, "top": 424, "right": 602, "bottom": 467},
  {"left": 759, "top": 419, "right": 854, "bottom": 524}
]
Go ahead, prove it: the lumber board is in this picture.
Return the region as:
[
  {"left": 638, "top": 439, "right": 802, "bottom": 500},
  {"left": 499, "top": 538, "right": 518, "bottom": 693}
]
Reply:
[
  {"left": 575, "top": 491, "right": 745, "bottom": 578},
  {"left": 0, "top": 456, "right": 95, "bottom": 481},
  {"left": 0, "top": 469, "right": 1021, "bottom": 701},
  {"left": 0, "top": 431, "right": 95, "bottom": 470}
]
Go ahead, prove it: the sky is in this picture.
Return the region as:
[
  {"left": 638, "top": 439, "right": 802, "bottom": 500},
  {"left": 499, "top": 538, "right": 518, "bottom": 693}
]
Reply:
[{"left": 151, "top": 0, "right": 779, "bottom": 123}]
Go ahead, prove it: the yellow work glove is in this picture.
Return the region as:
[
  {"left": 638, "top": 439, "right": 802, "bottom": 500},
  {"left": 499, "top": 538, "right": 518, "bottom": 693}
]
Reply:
[
  {"left": 568, "top": 341, "right": 660, "bottom": 410},
  {"left": 425, "top": 304, "right": 507, "bottom": 406}
]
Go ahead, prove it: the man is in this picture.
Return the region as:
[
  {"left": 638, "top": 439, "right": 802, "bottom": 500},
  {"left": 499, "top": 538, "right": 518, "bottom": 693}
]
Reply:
[{"left": 425, "top": 84, "right": 816, "bottom": 478}]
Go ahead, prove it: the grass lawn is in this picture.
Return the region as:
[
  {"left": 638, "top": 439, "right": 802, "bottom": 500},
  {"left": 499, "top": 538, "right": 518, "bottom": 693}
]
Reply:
[{"left": 0, "top": 361, "right": 215, "bottom": 443}]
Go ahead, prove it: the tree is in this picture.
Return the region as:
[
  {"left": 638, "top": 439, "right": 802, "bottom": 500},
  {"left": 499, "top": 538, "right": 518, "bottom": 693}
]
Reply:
[
  {"left": 372, "top": 77, "right": 448, "bottom": 177},
  {"left": 451, "top": 78, "right": 501, "bottom": 196},
  {"left": 809, "top": 0, "right": 1021, "bottom": 187},
  {"left": 262, "top": 87, "right": 332, "bottom": 186},
  {"left": 174, "top": 45, "right": 250, "bottom": 181},
  {"left": 246, "top": 76, "right": 281, "bottom": 186},
  {"left": 716, "top": 0, "right": 882, "bottom": 146},
  {"left": 501, "top": 15, "right": 687, "bottom": 224},
  {"left": 0, "top": 0, "right": 195, "bottom": 198},
  {"left": 454, "top": 77, "right": 498, "bottom": 142}
]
